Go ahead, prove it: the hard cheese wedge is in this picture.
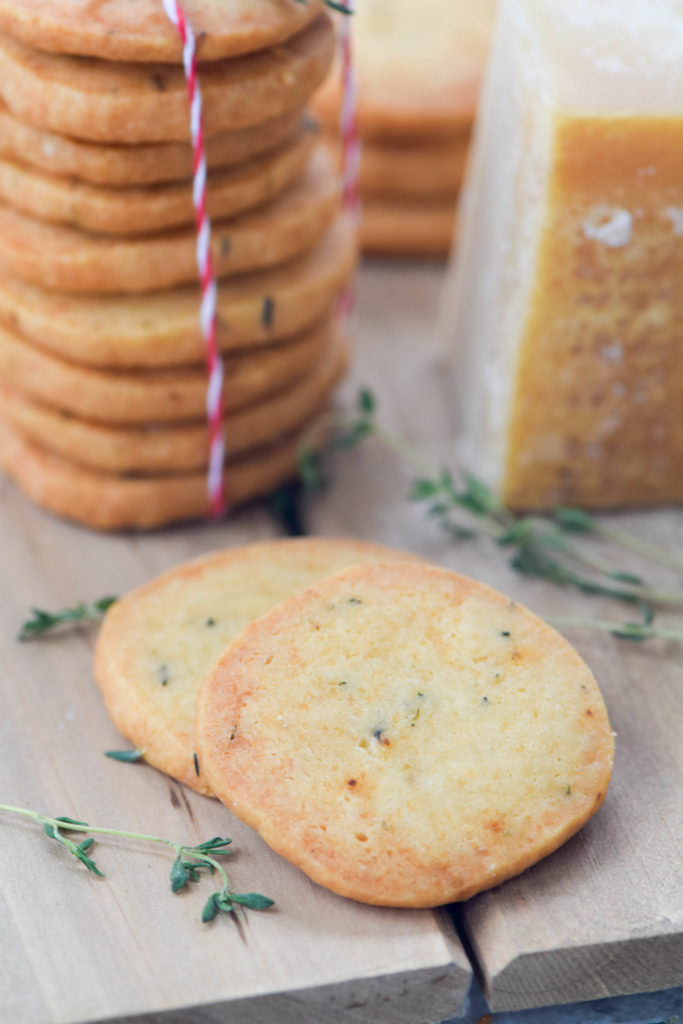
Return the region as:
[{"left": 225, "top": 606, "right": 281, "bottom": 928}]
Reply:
[{"left": 445, "top": 0, "right": 683, "bottom": 509}]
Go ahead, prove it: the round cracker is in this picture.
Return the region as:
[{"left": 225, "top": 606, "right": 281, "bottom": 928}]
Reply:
[
  {"left": 0, "top": 326, "right": 347, "bottom": 472},
  {"left": 0, "top": 145, "right": 340, "bottom": 293},
  {"left": 359, "top": 137, "right": 468, "bottom": 200},
  {"left": 0, "top": 415, "right": 312, "bottom": 530},
  {"left": 360, "top": 197, "right": 456, "bottom": 256},
  {"left": 0, "top": 15, "right": 333, "bottom": 144},
  {"left": 0, "top": 102, "right": 306, "bottom": 187},
  {"left": 0, "top": 0, "right": 323, "bottom": 63},
  {"left": 196, "top": 560, "right": 614, "bottom": 907},
  {"left": 0, "top": 131, "right": 313, "bottom": 235},
  {"left": 0, "top": 317, "right": 333, "bottom": 425},
  {"left": 93, "top": 539, "right": 421, "bottom": 795},
  {"left": 0, "top": 216, "right": 355, "bottom": 366},
  {"left": 313, "top": 0, "right": 494, "bottom": 141}
]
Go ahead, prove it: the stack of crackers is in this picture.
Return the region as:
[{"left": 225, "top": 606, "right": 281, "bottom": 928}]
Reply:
[
  {"left": 0, "top": 0, "right": 355, "bottom": 530},
  {"left": 314, "top": 0, "right": 496, "bottom": 256}
]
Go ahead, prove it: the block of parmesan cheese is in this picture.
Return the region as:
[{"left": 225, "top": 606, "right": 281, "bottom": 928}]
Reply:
[{"left": 443, "top": 0, "right": 683, "bottom": 508}]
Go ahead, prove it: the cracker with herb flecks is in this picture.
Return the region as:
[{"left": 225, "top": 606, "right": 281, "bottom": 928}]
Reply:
[
  {"left": 196, "top": 561, "right": 614, "bottom": 906},
  {"left": 0, "top": 323, "right": 346, "bottom": 472},
  {"left": 0, "top": 101, "right": 304, "bottom": 187},
  {"left": 0, "top": 0, "right": 324, "bottom": 63},
  {"left": 0, "top": 146, "right": 339, "bottom": 294},
  {"left": 0, "top": 217, "right": 354, "bottom": 368},
  {"left": 0, "top": 131, "right": 313, "bottom": 236},
  {"left": 0, "top": 416, "right": 307, "bottom": 529},
  {"left": 93, "top": 540, "right": 422, "bottom": 794},
  {"left": 0, "top": 15, "right": 333, "bottom": 143},
  {"left": 0, "top": 316, "right": 333, "bottom": 426}
]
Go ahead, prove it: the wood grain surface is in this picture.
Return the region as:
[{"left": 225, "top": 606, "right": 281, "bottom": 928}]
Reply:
[{"left": 0, "top": 261, "right": 681, "bottom": 1023}]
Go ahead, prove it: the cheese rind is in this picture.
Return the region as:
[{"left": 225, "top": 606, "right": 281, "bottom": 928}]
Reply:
[{"left": 445, "top": 0, "right": 683, "bottom": 508}]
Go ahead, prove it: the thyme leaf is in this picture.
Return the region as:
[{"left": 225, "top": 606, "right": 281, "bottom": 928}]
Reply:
[
  {"left": 0, "top": 804, "right": 273, "bottom": 924},
  {"left": 553, "top": 507, "right": 596, "bottom": 533},
  {"left": 40, "top": 814, "right": 104, "bottom": 877},
  {"left": 18, "top": 596, "right": 117, "bottom": 641},
  {"left": 104, "top": 749, "right": 145, "bottom": 763}
]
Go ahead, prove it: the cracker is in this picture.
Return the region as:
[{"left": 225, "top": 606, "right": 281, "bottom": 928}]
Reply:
[
  {"left": 93, "top": 539, "right": 420, "bottom": 795},
  {"left": 0, "top": 145, "right": 340, "bottom": 293},
  {"left": 0, "top": 325, "right": 347, "bottom": 473},
  {"left": 313, "top": 0, "right": 495, "bottom": 140},
  {"left": 0, "top": 216, "right": 355, "bottom": 366},
  {"left": 0, "top": 416, "right": 313, "bottom": 530},
  {"left": 0, "top": 317, "right": 332, "bottom": 426},
  {"left": 359, "top": 137, "right": 468, "bottom": 200},
  {"left": 0, "top": 0, "right": 323, "bottom": 63},
  {"left": 360, "top": 198, "right": 456, "bottom": 256},
  {"left": 0, "top": 132, "right": 313, "bottom": 235},
  {"left": 0, "top": 15, "right": 333, "bottom": 144},
  {"left": 196, "top": 560, "right": 614, "bottom": 907},
  {"left": 0, "top": 101, "right": 305, "bottom": 187}
]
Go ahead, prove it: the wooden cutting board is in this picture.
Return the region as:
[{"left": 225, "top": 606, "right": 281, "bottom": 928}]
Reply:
[{"left": 0, "top": 262, "right": 681, "bottom": 1023}]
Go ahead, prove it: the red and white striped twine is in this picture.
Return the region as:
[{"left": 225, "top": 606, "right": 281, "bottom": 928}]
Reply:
[
  {"left": 337, "top": 0, "right": 360, "bottom": 316},
  {"left": 161, "top": 0, "right": 359, "bottom": 514},
  {"left": 338, "top": 0, "right": 360, "bottom": 217},
  {"left": 162, "top": 0, "right": 226, "bottom": 518}
]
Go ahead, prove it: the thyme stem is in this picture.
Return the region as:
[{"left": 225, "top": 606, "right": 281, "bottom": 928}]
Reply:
[
  {"left": 18, "top": 597, "right": 116, "bottom": 641},
  {"left": 372, "top": 423, "right": 438, "bottom": 476},
  {"left": 594, "top": 521, "right": 683, "bottom": 574},
  {"left": 524, "top": 517, "right": 617, "bottom": 576},
  {"left": 0, "top": 804, "right": 172, "bottom": 845},
  {"left": 0, "top": 804, "right": 273, "bottom": 921},
  {"left": 546, "top": 618, "right": 683, "bottom": 643}
]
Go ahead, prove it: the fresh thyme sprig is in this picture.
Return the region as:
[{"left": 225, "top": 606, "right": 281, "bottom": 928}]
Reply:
[
  {"left": 299, "top": 389, "right": 683, "bottom": 640},
  {"left": 0, "top": 804, "right": 273, "bottom": 922},
  {"left": 18, "top": 596, "right": 117, "bottom": 641},
  {"left": 299, "top": 387, "right": 379, "bottom": 491},
  {"left": 407, "top": 470, "right": 683, "bottom": 609}
]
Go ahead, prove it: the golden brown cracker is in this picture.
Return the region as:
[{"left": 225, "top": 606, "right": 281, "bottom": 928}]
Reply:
[
  {"left": 0, "top": 326, "right": 348, "bottom": 472},
  {"left": 0, "top": 101, "right": 305, "bottom": 187},
  {"left": 93, "top": 538, "right": 420, "bottom": 794},
  {"left": 0, "top": 216, "right": 355, "bottom": 366},
  {"left": 0, "top": 132, "right": 313, "bottom": 235},
  {"left": 0, "top": 416, "right": 313, "bottom": 530},
  {"left": 313, "top": 0, "right": 495, "bottom": 141},
  {"left": 0, "top": 0, "right": 323, "bottom": 63},
  {"left": 0, "top": 317, "right": 332, "bottom": 425},
  {"left": 0, "top": 15, "right": 333, "bottom": 143},
  {"left": 0, "top": 145, "right": 340, "bottom": 292},
  {"left": 360, "top": 197, "right": 456, "bottom": 256},
  {"left": 197, "top": 560, "right": 614, "bottom": 906},
  {"left": 359, "top": 137, "right": 468, "bottom": 200}
]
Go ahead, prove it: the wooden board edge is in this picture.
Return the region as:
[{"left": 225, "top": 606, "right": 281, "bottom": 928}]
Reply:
[
  {"left": 97, "top": 961, "right": 473, "bottom": 1024},
  {"left": 481, "top": 931, "right": 683, "bottom": 1013}
]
